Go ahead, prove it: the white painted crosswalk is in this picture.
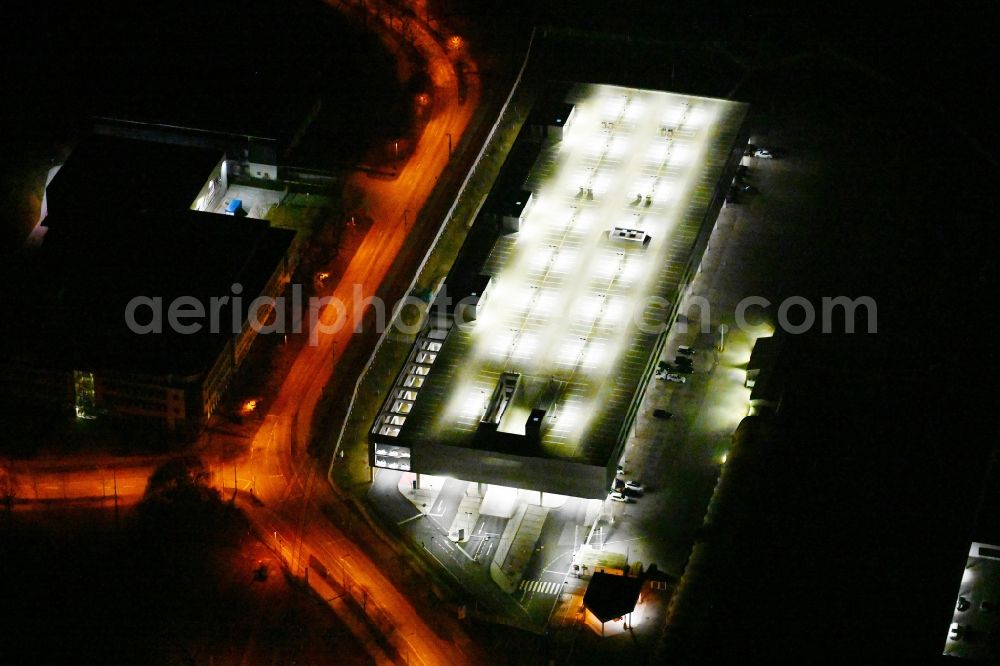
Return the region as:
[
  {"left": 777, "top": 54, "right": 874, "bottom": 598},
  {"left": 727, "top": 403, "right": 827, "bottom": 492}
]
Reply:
[{"left": 518, "top": 579, "right": 562, "bottom": 595}]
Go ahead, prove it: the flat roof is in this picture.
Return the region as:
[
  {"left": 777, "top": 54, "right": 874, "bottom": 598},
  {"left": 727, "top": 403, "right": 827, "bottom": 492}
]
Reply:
[
  {"left": 584, "top": 572, "right": 643, "bottom": 623},
  {"left": 444, "top": 273, "right": 492, "bottom": 305},
  {"left": 2, "top": 210, "right": 294, "bottom": 378},
  {"left": 383, "top": 83, "right": 747, "bottom": 466},
  {"left": 747, "top": 335, "right": 781, "bottom": 370},
  {"left": 45, "top": 134, "right": 221, "bottom": 221},
  {"left": 488, "top": 189, "right": 533, "bottom": 219},
  {"left": 529, "top": 101, "right": 575, "bottom": 128}
]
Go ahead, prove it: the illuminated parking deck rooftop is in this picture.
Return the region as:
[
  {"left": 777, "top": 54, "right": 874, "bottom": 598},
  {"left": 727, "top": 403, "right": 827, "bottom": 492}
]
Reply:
[{"left": 374, "top": 84, "right": 746, "bottom": 483}]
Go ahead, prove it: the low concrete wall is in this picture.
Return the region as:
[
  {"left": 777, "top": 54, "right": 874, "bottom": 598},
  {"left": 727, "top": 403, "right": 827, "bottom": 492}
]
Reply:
[{"left": 412, "top": 438, "right": 610, "bottom": 499}]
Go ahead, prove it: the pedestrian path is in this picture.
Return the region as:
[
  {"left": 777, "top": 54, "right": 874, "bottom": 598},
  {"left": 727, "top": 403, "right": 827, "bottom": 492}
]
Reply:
[{"left": 518, "top": 578, "right": 563, "bottom": 595}]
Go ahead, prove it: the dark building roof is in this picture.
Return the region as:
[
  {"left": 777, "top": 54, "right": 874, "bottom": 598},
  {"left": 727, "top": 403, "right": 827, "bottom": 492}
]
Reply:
[
  {"left": 747, "top": 335, "right": 782, "bottom": 372},
  {"left": 529, "top": 101, "right": 575, "bottom": 128},
  {"left": 974, "top": 451, "right": 1000, "bottom": 544},
  {"left": 748, "top": 336, "right": 786, "bottom": 405},
  {"left": 489, "top": 189, "right": 532, "bottom": 220},
  {"left": 1, "top": 209, "right": 294, "bottom": 379},
  {"left": 44, "top": 135, "right": 221, "bottom": 221},
  {"left": 482, "top": 141, "right": 541, "bottom": 220},
  {"left": 439, "top": 273, "right": 492, "bottom": 310},
  {"left": 583, "top": 572, "right": 643, "bottom": 623}
]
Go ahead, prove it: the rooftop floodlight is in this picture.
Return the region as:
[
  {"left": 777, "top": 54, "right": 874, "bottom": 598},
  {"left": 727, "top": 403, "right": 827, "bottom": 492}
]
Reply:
[
  {"left": 553, "top": 248, "right": 578, "bottom": 274},
  {"left": 558, "top": 337, "right": 587, "bottom": 366},
  {"left": 488, "top": 328, "right": 517, "bottom": 359},
  {"left": 684, "top": 106, "right": 715, "bottom": 130},
  {"left": 583, "top": 342, "right": 606, "bottom": 369},
  {"left": 533, "top": 289, "right": 557, "bottom": 317},
  {"left": 572, "top": 209, "right": 596, "bottom": 234},
  {"left": 662, "top": 104, "right": 685, "bottom": 127},
  {"left": 646, "top": 140, "right": 670, "bottom": 165},
  {"left": 607, "top": 135, "right": 630, "bottom": 158},
  {"left": 511, "top": 332, "right": 539, "bottom": 360},
  {"left": 670, "top": 144, "right": 691, "bottom": 166},
  {"left": 620, "top": 254, "right": 647, "bottom": 284},
  {"left": 601, "top": 94, "right": 627, "bottom": 119},
  {"left": 578, "top": 294, "right": 606, "bottom": 324},
  {"left": 601, "top": 297, "right": 624, "bottom": 326},
  {"left": 623, "top": 98, "right": 645, "bottom": 122}
]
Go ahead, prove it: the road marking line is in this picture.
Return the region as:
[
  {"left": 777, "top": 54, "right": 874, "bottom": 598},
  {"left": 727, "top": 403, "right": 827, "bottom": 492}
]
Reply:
[
  {"left": 397, "top": 513, "right": 424, "bottom": 526},
  {"left": 518, "top": 579, "right": 561, "bottom": 595}
]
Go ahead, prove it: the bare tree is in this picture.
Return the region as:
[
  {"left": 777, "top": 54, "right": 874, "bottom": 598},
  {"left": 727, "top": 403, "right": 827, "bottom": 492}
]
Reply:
[{"left": 0, "top": 459, "right": 16, "bottom": 515}]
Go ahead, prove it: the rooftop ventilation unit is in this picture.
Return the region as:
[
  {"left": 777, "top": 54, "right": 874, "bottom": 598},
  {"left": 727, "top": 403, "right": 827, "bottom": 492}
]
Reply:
[{"left": 608, "top": 226, "right": 651, "bottom": 247}]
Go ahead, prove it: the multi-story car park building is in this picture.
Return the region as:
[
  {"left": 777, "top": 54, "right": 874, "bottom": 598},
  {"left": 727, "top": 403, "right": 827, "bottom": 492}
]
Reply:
[
  {"left": 370, "top": 83, "right": 748, "bottom": 499},
  {"left": 0, "top": 135, "right": 297, "bottom": 436}
]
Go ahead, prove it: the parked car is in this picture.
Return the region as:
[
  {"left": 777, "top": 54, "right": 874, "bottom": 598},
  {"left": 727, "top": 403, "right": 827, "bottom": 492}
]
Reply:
[
  {"left": 609, "top": 491, "right": 634, "bottom": 503},
  {"left": 754, "top": 148, "right": 773, "bottom": 159},
  {"left": 739, "top": 184, "right": 757, "bottom": 194},
  {"left": 669, "top": 364, "right": 693, "bottom": 374},
  {"left": 957, "top": 596, "right": 971, "bottom": 612},
  {"left": 616, "top": 465, "right": 624, "bottom": 474},
  {"left": 625, "top": 480, "right": 644, "bottom": 492},
  {"left": 623, "top": 486, "right": 643, "bottom": 498},
  {"left": 674, "top": 355, "right": 693, "bottom": 366},
  {"left": 665, "top": 373, "right": 686, "bottom": 383},
  {"left": 677, "top": 345, "right": 695, "bottom": 356},
  {"left": 652, "top": 408, "right": 672, "bottom": 419},
  {"left": 949, "top": 622, "right": 963, "bottom": 641}
]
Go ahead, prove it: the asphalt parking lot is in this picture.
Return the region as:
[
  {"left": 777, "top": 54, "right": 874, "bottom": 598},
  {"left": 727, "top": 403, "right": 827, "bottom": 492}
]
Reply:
[{"left": 578, "top": 138, "right": 811, "bottom": 578}]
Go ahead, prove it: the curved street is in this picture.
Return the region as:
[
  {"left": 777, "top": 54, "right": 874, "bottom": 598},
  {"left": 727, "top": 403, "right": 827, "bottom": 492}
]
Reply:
[
  {"left": 5, "top": 1, "right": 486, "bottom": 664},
  {"left": 237, "top": 0, "right": 483, "bottom": 663}
]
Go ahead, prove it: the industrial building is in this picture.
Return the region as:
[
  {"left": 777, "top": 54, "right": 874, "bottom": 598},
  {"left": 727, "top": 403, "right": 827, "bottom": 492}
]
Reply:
[
  {"left": 0, "top": 135, "right": 297, "bottom": 435},
  {"left": 369, "top": 83, "right": 748, "bottom": 499},
  {"left": 583, "top": 571, "right": 645, "bottom": 636},
  {"left": 745, "top": 334, "right": 786, "bottom": 415}
]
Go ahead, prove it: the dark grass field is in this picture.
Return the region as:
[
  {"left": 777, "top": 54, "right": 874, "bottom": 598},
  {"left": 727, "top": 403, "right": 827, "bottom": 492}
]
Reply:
[{"left": 0, "top": 486, "right": 371, "bottom": 664}]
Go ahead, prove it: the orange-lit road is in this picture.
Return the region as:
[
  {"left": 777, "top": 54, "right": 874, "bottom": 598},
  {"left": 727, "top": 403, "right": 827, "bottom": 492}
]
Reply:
[
  {"left": 266, "top": 0, "right": 471, "bottom": 457},
  {"left": 236, "top": 1, "right": 482, "bottom": 664},
  {"left": 2, "top": 2, "right": 485, "bottom": 663},
  {"left": 4, "top": 462, "right": 153, "bottom": 506}
]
